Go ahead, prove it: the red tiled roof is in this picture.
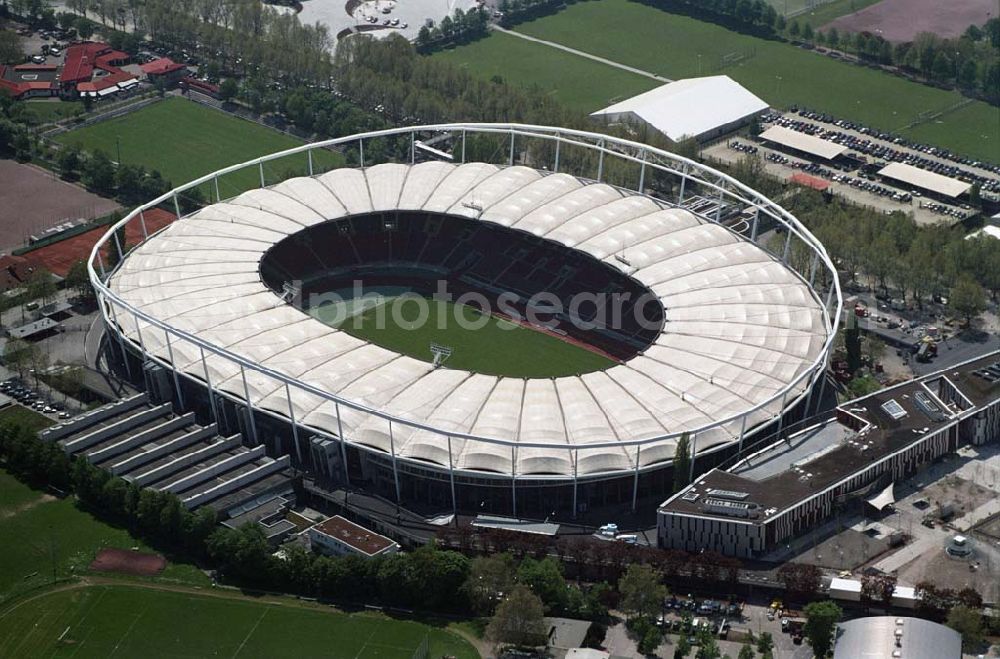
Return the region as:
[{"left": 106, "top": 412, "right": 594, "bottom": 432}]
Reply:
[
  {"left": 60, "top": 42, "right": 127, "bottom": 85},
  {"left": 0, "top": 65, "right": 54, "bottom": 97},
  {"left": 789, "top": 172, "right": 830, "bottom": 191},
  {"left": 95, "top": 50, "right": 129, "bottom": 68},
  {"left": 181, "top": 76, "right": 219, "bottom": 94},
  {"left": 140, "top": 58, "right": 185, "bottom": 76},
  {"left": 61, "top": 42, "right": 104, "bottom": 83},
  {"left": 77, "top": 70, "right": 134, "bottom": 93}
]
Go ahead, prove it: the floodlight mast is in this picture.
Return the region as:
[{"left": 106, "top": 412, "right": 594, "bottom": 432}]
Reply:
[{"left": 430, "top": 343, "right": 453, "bottom": 368}]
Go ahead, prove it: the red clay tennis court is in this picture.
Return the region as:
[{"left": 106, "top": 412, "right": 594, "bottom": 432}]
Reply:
[
  {"left": 89, "top": 547, "right": 166, "bottom": 576},
  {"left": 28, "top": 207, "right": 175, "bottom": 277}
]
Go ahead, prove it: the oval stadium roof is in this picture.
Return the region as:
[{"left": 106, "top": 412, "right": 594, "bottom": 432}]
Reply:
[{"left": 108, "top": 162, "right": 829, "bottom": 478}]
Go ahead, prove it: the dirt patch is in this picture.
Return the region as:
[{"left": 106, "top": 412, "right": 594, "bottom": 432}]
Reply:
[
  {"left": 88, "top": 548, "right": 166, "bottom": 576},
  {"left": 0, "top": 160, "right": 120, "bottom": 253},
  {"left": 0, "top": 493, "right": 56, "bottom": 521},
  {"left": 822, "top": 0, "right": 997, "bottom": 42},
  {"left": 26, "top": 207, "right": 175, "bottom": 277}
]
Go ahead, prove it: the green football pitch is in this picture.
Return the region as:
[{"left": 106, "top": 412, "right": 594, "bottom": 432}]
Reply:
[
  {"left": 434, "top": 0, "right": 1000, "bottom": 162},
  {"left": 312, "top": 298, "right": 616, "bottom": 378},
  {"left": 55, "top": 97, "right": 343, "bottom": 198},
  {"left": 0, "top": 585, "right": 479, "bottom": 659},
  {"left": 0, "top": 464, "right": 208, "bottom": 605}
]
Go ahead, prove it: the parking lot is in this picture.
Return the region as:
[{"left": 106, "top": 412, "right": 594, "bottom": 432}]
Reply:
[
  {"left": 764, "top": 109, "right": 1000, "bottom": 192},
  {"left": 707, "top": 141, "right": 974, "bottom": 227},
  {"left": 601, "top": 596, "right": 812, "bottom": 658}
]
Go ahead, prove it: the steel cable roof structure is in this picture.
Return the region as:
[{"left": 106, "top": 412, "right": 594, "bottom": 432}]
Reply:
[{"left": 89, "top": 124, "right": 841, "bottom": 514}]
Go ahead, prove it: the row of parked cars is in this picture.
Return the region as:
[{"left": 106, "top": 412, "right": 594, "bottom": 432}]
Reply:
[
  {"left": 2, "top": 379, "right": 72, "bottom": 418},
  {"left": 766, "top": 110, "right": 1000, "bottom": 194},
  {"left": 782, "top": 108, "right": 1000, "bottom": 176}
]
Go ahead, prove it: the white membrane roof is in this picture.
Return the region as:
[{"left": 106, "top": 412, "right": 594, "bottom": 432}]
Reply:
[
  {"left": 878, "top": 161, "right": 972, "bottom": 199},
  {"left": 109, "top": 162, "right": 829, "bottom": 478},
  {"left": 759, "top": 125, "right": 848, "bottom": 161},
  {"left": 591, "top": 76, "right": 769, "bottom": 142}
]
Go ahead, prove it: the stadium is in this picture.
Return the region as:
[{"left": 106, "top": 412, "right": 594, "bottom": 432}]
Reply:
[{"left": 88, "top": 124, "right": 842, "bottom": 519}]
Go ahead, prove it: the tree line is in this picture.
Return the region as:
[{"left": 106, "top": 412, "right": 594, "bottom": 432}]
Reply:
[
  {"left": 719, "top": 153, "right": 998, "bottom": 321},
  {"left": 799, "top": 21, "right": 1000, "bottom": 103}
]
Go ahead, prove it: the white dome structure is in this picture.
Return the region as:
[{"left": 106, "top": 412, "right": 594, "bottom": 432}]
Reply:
[{"left": 90, "top": 124, "right": 841, "bottom": 516}]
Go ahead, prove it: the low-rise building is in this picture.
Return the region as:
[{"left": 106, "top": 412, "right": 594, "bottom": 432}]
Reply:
[
  {"left": 308, "top": 515, "right": 399, "bottom": 558},
  {"left": 833, "top": 616, "right": 961, "bottom": 659},
  {"left": 658, "top": 351, "right": 1000, "bottom": 558}
]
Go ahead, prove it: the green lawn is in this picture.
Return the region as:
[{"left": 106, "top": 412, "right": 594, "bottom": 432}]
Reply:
[
  {"left": 55, "top": 97, "right": 343, "bottom": 198},
  {"left": 436, "top": 0, "right": 1000, "bottom": 161},
  {"left": 23, "top": 101, "right": 84, "bottom": 124},
  {"left": 314, "top": 299, "right": 616, "bottom": 378},
  {"left": 436, "top": 31, "right": 658, "bottom": 111},
  {"left": 0, "top": 405, "right": 55, "bottom": 433},
  {"left": 0, "top": 469, "right": 208, "bottom": 605},
  {"left": 0, "top": 585, "right": 480, "bottom": 659}
]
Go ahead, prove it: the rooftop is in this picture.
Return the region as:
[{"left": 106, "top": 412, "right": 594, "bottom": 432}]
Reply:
[
  {"left": 661, "top": 350, "right": 1000, "bottom": 523},
  {"left": 833, "top": 616, "right": 961, "bottom": 659},
  {"left": 311, "top": 515, "right": 397, "bottom": 556},
  {"left": 878, "top": 162, "right": 971, "bottom": 199},
  {"left": 591, "top": 76, "right": 768, "bottom": 142},
  {"left": 107, "top": 162, "right": 831, "bottom": 479},
  {"left": 140, "top": 58, "right": 186, "bottom": 76},
  {"left": 760, "top": 125, "right": 848, "bottom": 161}
]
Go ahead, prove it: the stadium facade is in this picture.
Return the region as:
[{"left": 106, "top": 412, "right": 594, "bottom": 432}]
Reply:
[{"left": 88, "top": 124, "right": 842, "bottom": 518}]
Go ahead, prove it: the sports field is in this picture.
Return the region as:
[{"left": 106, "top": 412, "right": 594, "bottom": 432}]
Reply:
[
  {"left": 0, "top": 585, "right": 479, "bottom": 659},
  {"left": 313, "top": 298, "right": 616, "bottom": 377},
  {"left": 437, "top": 30, "right": 658, "bottom": 111},
  {"left": 0, "top": 464, "right": 207, "bottom": 605},
  {"left": 435, "top": 0, "right": 1000, "bottom": 162},
  {"left": 55, "top": 97, "right": 343, "bottom": 198}
]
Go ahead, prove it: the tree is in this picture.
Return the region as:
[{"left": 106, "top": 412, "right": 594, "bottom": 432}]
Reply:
[
  {"left": 803, "top": 601, "right": 841, "bottom": 658},
  {"left": 777, "top": 563, "right": 822, "bottom": 598},
  {"left": 57, "top": 144, "right": 82, "bottom": 179},
  {"left": 618, "top": 563, "right": 667, "bottom": 621},
  {"left": 946, "top": 604, "right": 984, "bottom": 652},
  {"left": 81, "top": 149, "right": 116, "bottom": 195},
  {"left": 755, "top": 631, "right": 774, "bottom": 655},
  {"left": 695, "top": 627, "right": 720, "bottom": 659},
  {"left": 3, "top": 338, "right": 39, "bottom": 378},
  {"left": 0, "top": 30, "right": 24, "bottom": 64},
  {"left": 485, "top": 585, "right": 547, "bottom": 649},
  {"left": 517, "top": 556, "right": 567, "bottom": 611},
  {"left": 860, "top": 573, "right": 896, "bottom": 606},
  {"left": 673, "top": 431, "right": 691, "bottom": 492},
  {"left": 950, "top": 274, "right": 986, "bottom": 326},
  {"left": 463, "top": 552, "right": 516, "bottom": 614},
  {"left": 674, "top": 634, "right": 692, "bottom": 658},
  {"left": 738, "top": 644, "right": 755, "bottom": 659},
  {"left": 26, "top": 268, "right": 56, "bottom": 306},
  {"left": 219, "top": 78, "right": 239, "bottom": 103}
]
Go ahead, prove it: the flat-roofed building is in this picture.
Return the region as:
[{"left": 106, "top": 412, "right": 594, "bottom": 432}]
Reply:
[
  {"left": 658, "top": 351, "right": 1000, "bottom": 558},
  {"left": 759, "top": 125, "right": 848, "bottom": 161},
  {"left": 878, "top": 162, "right": 972, "bottom": 199},
  {"left": 308, "top": 515, "right": 400, "bottom": 558},
  {"left": 833, "top": 616, "right": 961, "bottom": 659}
]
